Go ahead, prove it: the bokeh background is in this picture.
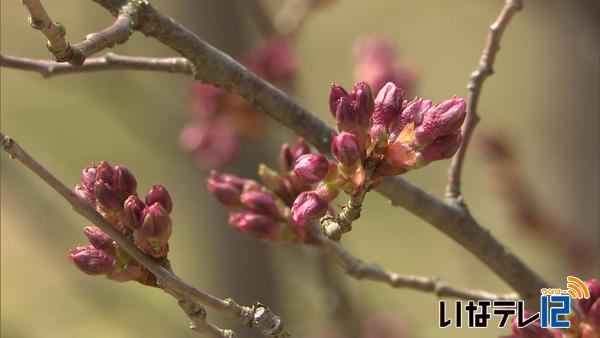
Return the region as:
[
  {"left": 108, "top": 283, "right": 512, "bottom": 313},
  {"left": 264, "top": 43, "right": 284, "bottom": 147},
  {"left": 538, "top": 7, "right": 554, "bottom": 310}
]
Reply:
[{"left": 1, "top": 0, "right": 598, "bottom": 337}]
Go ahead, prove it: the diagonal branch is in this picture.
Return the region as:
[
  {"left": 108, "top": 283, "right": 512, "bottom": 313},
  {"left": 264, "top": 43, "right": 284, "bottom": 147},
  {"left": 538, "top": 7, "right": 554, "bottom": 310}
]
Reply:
[
  {"left": 445, "top": 0, "right": 524, "bottom": 201},
  {"left": 0, "top": 132, "right": 288, "bottom": 338},
  {"left": 0, "top": 53, "right": 194, "bottom": 78},
  {"left": 308, "top": 224, "right": 517, "bottom": 301}
]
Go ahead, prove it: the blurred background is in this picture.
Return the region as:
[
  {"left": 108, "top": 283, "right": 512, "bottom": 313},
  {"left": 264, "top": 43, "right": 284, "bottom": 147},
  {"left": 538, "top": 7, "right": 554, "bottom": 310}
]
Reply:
[{"left": 1, "top": 0, "right": 598, "bottom": 337}]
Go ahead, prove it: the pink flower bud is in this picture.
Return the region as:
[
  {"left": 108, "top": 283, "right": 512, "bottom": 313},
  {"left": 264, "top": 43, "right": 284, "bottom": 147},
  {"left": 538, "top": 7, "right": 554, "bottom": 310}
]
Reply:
[
  {"left": 228, "top": 212, "right": 280, "bottom": 240},
  {"left": 417, "top": 132, "right": 462, "bottom": 166},
  {"left": 293, "top": 154, "right": 330, "bottom": 184},
  {"left": 123, "top": 195, "right": 145, "bottom": 230},
  {"left": 240, "top": 191, "right": 281, "bottom": 218},
  {"left": 329, "top": 84, "right": 349, "bottom": 117},
  {"left": 588, "top": 300, "right": 600, "bottom": 330},
  {"left": 578, "top": 279, "right": 600, "bottom": 316},
  {"left": 69, "top": 245, "right": 115, "bottom": 276},
  {"left": 95, "top": 161, "right": 114, "bottom": 183},
  {"left": 113, "top": 165, "right": 137, "bottom": 199},
  {"left": 389, "top": 97, "right": 431, "bottom": 141},
  {"left": 94, "top": 180, "right": 122, "bottom": 211},
  {"left": 291, "top": 191, "right": 329, "bottom": 225},
  {"left": 371, "top": 82, "right": 404, "bottom": 146},
  {"left": 291, "top": 138, "right": 310, "bottom": 160},
  {"left": 335, "top": 97, "right": 359, "bottom": 132},
  {"left": 350, "top": 81, "right": 374, "bottom": 125},
  {"left": 145, "top": 185, "right": 173, "bottom": 214},
  {"left": 207, "top": 178, "right": 242, "bottom": 207},
  {"left": 414, "top": 96, "right": 466, "bottom": 146},
  {"left": 137, "top": 203, "right": 172, "bottom": 257},
  {"left": 332, "top": 132, "right": 361, "bottom": 169},
  {"left": 278, "top": 143, "right": 294, "bottom": 173},
  {"left": 209, "top": 170, "right": 247, "bottom": 190},
  {"left": 107, "top": 259, "right": 147, "bottom": 283},
  {"left": 83, "top": 226, "right": 115, "bottom": 254}
]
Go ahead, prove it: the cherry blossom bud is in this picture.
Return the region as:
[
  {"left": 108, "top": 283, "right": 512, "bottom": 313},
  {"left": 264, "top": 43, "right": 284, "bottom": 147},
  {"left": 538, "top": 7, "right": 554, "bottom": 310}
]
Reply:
[
  {"left": 94, "top": 180, "right": 122, "bottom": 212},
  {"left": 389, "top": 97, "right": 431, "bottom": 141},
  {"left": 335, "top": 97, "right": 359, "bottom": 132},
  {"left": 69, "top": 245, "right": 115, "bottom": 276},
  {"left": 95, "top": 161, "right": 114, "bottom": 183},
  {"left": 329, "top": 84, "right": 349, "bottom": 117},
  {"left": 371, "top": 82, "right": 404, "bottom": 147},
  {"left": 240, "top": 191, "right": 281, "bottom": 218},
  {"left": 207, "top": 178, "right": 242, "bottom": 207},
  {"left": 278, "top": 143, "right": 294, "bottom": 173},
  {"left": 76, "top": 166, "right": 98, "bottom": 203},
  {"left": 588, "top": 300, "right": 600, "bottom": 330},
  {"left": 293, "top": 154, "right": 330, "bottom": 184},
  {"left": 332, "top": 132, "right": 361, "bottom": 169},
  {"left": 123, "top": 195, "right": 145, "bottom": 230},
  {"left": 291, "top": 138, "right": 310, "bottom": 160},
  {"left": 209, "top": 170, "right": 247, "bottom": 190},
  {"left": 107, "top": 259, "right": 147, "bottom": 283},
  {"left": 145, "top": 185, "right": 173, "bottom": 213},
  {"left": 291, "top": 191, "right": 329, "bottom": 225},
  {"left": 228, "top": 212, "right": 280, "bottom": 240},
  {"left": 113, "top": 165, "right": 137, "bottom": 199},
  {"left": 136, "top": 203, "right": 172, "bottom": 257},
  {"left": 578, "top": 279, "right": 600, "bottom": 316},
  {"left": 350, "top": 81, "right": 374, "bottom": 125},
  {"left": 417, "top": 132, "right": 462, "bottom": 166},
  {"left": 414, "top": 96, "right": 466, "bottom": 146},
  {"left": 83, "top": 226, "right": 115, "bottom": 255}
]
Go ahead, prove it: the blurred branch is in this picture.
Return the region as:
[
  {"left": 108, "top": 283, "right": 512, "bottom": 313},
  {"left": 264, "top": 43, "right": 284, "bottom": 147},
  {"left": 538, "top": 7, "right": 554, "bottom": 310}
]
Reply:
[
  {"left": 0, "top": 53, "right": 194, "bottom": 78},
  {"left": 446, "top": 0, "right": 524, "bottom": 201},
  {"left": 12, "top": 0, "right": 548, "bottom": 307},
  {"left": 309, "top": 225, "right": 517, "bottom": 301},
  {"left": 21, "top": 0, "right": 139, "bottom": 65},
  {"left": 0, "top": 132, "right": 288, "bottom": 338}
]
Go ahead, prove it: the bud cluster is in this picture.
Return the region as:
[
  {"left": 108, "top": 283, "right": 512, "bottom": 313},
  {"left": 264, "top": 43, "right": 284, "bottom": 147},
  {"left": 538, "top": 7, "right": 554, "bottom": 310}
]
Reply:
[
  {"left": 208, "top": 81, "right": 466, "bottom": 239},
  {"left": 70, "top": 161, "right": 174, "bottom": 282},
  {"left": 208, "top": 138, "right": 339, "bottom": 242}
]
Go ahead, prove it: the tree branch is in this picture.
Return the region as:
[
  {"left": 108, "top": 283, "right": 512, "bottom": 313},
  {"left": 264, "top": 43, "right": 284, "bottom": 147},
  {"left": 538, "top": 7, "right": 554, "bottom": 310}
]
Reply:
[
  {"left": 21, "top": 0, "right": 140, "bottom": 65},
  {"left": 0, "top": 53, "right": 194, "bottom": 78},
  {"left": 15, "top": 0, "right": 548, "bottom": 307},
  {"left": 0, "top": 132, "right": 288, "bottom": 338},
  {"left": 445, "top": 0, "right": 524, "bottom": 201},
  {"left": 309, "top": 225, "right": 517, "bottom": 301}
]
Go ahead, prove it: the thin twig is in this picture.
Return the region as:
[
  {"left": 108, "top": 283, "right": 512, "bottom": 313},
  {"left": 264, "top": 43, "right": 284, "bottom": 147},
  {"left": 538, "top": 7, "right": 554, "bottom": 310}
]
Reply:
[
  {"left": 308, "top": 225, "right": 517, "bottom": 301},
  {"left": 0, "top": 53, "right": 194, "bottom": 78},
  {"left": 445, "top": 0, "right": 524, "bottom": 201},
  {"left": 0, "top": 132, "right": 289, "bottom": 338},
  {"left": 21, "top": 0, "right": 140, "bottom": 65}
]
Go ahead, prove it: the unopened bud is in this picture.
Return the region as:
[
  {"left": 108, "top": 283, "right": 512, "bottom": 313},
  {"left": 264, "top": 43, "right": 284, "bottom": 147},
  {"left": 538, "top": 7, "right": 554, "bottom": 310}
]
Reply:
[
  {"left": 332, "top": 132, "right": 361, "bottom": 170},
  {"left": 335, "top": 97, "right": 359, "bottom": 132},
  {"left": 207, "top": 178, "right": 242, "bottom": 207},
  {"left": 291, "top": 138, "right": 310, "bottom": 160},
  {"left": 291, "top": 191, "right": 329, "bottom": 225},
  {"left": 578, "top": 279, "right": 600, "bottom": 316},
  {"left": 113, "top": 165, "right": 137, "bottom": 199},
  {"left": 95, "top": 180, "right": 122, "bottom": 212},
  {"left": 371, "top": 82, "right": 404, "bottom": 149},
  {"left": 350, "top": 81, "right": 374, "bottom": 125},
  {"left": 389, "top": 97, "right": 431, "bottom": 141},
  {"left": 137, "top": 203, "right": 172, "bottom": 258},
  {"left": 417, "top": 132, "right": 462, "bottom": 166},
  {"left": 293, "top": 154, "right": 330, "bottom": 184},
  {"left": 414, "top": 96, "right": 466, "bottom": 146},
  {"left": 329, "top": 84, "right": 349, "bottom": 117},
  {"left": 240, "top": 191, "right": 281, "bottom": 218},
  {"left": 146, "top": 185, "right": 173, "bottom": 213},
  {"left": 69, "top": 245, "right": 115, "bottom": 276},
  {"left": 83, "top": 226, "right": 115, "bottom": 254},
  {"left": 123, "top": 195, "right": 145, "bottom": 230},
  {"left": 228, "top": 212, "right": 280, "bottom": 240}
]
